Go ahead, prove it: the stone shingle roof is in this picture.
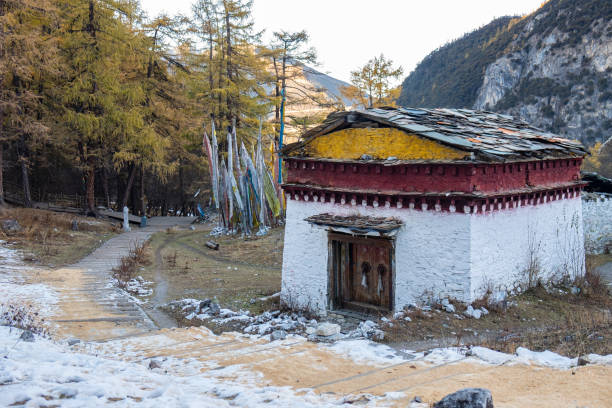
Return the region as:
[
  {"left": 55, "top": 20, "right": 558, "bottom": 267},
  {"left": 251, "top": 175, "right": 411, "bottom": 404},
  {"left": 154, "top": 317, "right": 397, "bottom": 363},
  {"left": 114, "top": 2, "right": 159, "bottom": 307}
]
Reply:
[
  {"left": 281, "top": 107, "right": 587, "bottom": 162},
  {"left": 304, "top": 213, "right": 402, "bottom": 233}
]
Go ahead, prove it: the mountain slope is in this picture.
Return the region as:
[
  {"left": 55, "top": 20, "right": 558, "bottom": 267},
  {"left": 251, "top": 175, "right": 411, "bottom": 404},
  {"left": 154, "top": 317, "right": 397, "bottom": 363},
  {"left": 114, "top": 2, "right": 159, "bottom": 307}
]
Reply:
[
  {"left": 302, "top": 65, "right": 353, "bottom": 106},
  {"left": 398, "top": 0, "right": 612, "bottom": 146}
]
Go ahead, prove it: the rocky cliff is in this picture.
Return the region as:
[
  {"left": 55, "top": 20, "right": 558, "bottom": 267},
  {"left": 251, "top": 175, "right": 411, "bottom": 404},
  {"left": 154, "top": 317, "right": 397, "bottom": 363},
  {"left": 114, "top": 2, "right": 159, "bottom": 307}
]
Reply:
[{"left": 398, "top": 0, "right": 612, "bottom": 146}]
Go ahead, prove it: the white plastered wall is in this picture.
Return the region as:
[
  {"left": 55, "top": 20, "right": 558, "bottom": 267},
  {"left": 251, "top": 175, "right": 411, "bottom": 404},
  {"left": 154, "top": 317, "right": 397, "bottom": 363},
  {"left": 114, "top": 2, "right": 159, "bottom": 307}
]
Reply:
[
  {"left": 582, "top": 193, "right": 612, "bottom": 254},
  {"left": 470, "top": 197, "right": 585, "bottom": 298},
  {"left": 281, "top": 199, "right": 472, "bottom": 314},
  {"left": 282, "top": 197, "right": 585, "bottom": 314}
]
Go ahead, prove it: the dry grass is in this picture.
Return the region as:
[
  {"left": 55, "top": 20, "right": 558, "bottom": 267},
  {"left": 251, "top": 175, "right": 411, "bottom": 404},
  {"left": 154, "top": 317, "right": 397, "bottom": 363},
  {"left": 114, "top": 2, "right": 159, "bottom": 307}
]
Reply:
[
  {"left": 138, "top": 226, "right": 283, "bottom": 314},
  {"left": 0, "top": 301, "right": 49, "bottom": 337},
  {"left": 0, "top": 207, "right": 117, "bottom": 266},
  {"left": 112, "top": 241, "right": 150, "bottom": 286},
  {"left": 480, "top": 307, "right": 612, "bottom": 357},
  {"left": 384, "top": 283, "right": 612, "bottom": 357}
]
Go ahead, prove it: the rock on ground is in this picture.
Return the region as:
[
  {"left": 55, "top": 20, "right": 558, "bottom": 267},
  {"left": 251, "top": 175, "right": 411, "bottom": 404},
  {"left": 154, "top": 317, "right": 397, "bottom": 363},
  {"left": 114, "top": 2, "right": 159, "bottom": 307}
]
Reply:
[
  {"left": 1, "top": 219, "right": 21, "bottom": 234},
  {"left": 434, "top": 388, "right": 494, "bottom": 408},
  {"left": 270, "top": 330, "right": 287, "bottom": 341},
  {"left": 315, "top": 322, "right": 341, "bottom": 337},
  {"left": 464, "top": 305, "right": 482, "bottom": 319},
  {"left": 19, "top": 330, "right": 35, "bottom": 342}
]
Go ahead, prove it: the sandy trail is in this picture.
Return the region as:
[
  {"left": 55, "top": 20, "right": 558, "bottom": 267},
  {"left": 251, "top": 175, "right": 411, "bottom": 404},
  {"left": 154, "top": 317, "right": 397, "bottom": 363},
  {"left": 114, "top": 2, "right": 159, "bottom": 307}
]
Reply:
[
  {"left": 81, "top": 326, "right": 612, "bottom": 407},
  {"left": 3, "top": 220, "right": 612, "bottom": 407}
]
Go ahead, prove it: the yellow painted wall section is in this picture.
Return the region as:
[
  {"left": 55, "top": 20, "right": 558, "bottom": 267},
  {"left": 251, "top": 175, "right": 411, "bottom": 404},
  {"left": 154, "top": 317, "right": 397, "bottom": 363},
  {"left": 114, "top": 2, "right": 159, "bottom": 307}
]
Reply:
[{"left": 300, "top": 127, "right": 468, "bottom": 161}]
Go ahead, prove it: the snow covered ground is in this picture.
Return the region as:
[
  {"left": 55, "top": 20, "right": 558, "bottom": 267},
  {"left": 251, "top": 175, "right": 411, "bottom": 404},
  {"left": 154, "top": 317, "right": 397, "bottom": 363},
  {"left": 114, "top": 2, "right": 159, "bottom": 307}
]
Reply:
[
  {"left": 0, "top": 241, "right": 58, "bottom": 327},
  {"left": 0, "top": 326, "right": 351, "bottom": 408}
]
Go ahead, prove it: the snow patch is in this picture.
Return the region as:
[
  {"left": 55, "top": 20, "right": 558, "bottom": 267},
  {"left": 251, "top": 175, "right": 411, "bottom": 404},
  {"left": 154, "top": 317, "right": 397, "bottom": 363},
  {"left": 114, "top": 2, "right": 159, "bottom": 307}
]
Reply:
[{"left": 327, "top": 339, "right": 406, "bottom": 366}]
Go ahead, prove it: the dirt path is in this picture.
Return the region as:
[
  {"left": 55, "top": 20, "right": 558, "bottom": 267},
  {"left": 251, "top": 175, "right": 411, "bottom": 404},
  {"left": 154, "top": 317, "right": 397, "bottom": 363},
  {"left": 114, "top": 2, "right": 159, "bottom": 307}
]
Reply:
[
  {"left": 22, "top": 216, "right": 194, "bottom": 341},
  {"left": 85, "top": 326, "right": 612, "bottom": 407},
  {"left": 146, "top": 234, "right": 178, "bottom": 328}
]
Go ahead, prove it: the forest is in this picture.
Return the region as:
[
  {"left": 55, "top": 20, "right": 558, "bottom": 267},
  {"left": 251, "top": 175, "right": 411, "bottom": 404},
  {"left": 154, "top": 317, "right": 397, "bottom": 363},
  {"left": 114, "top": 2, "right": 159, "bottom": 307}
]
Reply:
[{"left": 0, "top": 0, "right": 320, "bottom": 216}]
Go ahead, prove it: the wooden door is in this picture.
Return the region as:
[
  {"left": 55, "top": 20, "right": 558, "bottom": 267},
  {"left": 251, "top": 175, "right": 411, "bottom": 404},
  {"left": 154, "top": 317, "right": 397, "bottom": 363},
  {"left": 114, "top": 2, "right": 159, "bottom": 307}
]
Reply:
[{"left": 330, "top": 233, "right": 392, "bottom": 311}]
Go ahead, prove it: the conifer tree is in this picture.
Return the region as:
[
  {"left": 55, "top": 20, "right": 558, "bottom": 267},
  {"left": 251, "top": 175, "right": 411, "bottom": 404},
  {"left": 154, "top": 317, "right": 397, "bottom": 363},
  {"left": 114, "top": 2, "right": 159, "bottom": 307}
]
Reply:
[
  {"left": 342, "top": 54, "right": 403, "bottom": 108},
  {"left": 57, "top": 0, "right": 146, "bottom": 214},
  {"left": 0, "top": 0, "right": 58, "bottom": 206}
]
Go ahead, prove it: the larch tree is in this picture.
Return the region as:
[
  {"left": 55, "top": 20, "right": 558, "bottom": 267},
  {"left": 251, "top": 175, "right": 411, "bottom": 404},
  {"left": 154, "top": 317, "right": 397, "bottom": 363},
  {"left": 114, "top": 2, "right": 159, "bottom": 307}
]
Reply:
[
  {"left": 342, "top": 53, "right": 403, "bottom": 108},
  {"left": 57, "top": 0, "right": 145, "bottom": 214},
  {"left": 266, "top": 30, "right": 320, "bottom": 125},
  {"left": 0, "top": 0, "right": 59, "bottom": 207},
  {"left": 218, "top": 0, "right": 268, "bottom": 140},
  {"left": 188, "top": 0, "right": 269, "bottom": 146}
]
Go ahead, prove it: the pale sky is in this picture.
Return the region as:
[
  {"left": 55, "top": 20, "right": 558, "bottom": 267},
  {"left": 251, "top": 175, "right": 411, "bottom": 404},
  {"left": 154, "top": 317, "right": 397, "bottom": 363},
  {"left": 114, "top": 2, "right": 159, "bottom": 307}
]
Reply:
[{"left": 139, "top": 0, "right": 543, "bottom": 84}]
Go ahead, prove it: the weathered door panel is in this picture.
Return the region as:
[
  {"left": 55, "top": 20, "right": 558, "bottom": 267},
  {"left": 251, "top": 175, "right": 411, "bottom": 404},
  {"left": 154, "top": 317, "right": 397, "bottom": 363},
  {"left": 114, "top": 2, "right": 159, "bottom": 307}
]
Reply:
[{"left": 330, "top": 233, "right": 392, "bottom": 311}]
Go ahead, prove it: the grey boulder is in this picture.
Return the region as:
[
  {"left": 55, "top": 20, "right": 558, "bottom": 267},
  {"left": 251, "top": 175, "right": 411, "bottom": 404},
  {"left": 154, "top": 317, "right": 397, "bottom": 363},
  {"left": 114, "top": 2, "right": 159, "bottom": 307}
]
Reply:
[
  {"left": 434, "top": 388, "right": 493, "bottom": 408},
  {"left": 270, "top": 330, "right": 287, "bottom": 341},
  {"left": 2, "top": 219, "right": 22, "bottom": 234},
  {"left": 208, "top": 302, "right": 221, "bottom": 315},
  {"left": 19, "top": 330, "right": 35, "bottom": 342}
]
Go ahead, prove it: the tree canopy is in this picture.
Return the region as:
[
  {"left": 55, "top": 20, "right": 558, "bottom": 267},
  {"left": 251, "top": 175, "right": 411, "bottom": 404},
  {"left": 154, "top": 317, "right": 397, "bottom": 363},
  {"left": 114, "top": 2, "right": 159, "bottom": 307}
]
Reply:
[
  {"left": 341, "top": 54, "right": 403, "bottom": 109},
  {"left": 0, "top": 0, "right": 326, "bottom": 215}
]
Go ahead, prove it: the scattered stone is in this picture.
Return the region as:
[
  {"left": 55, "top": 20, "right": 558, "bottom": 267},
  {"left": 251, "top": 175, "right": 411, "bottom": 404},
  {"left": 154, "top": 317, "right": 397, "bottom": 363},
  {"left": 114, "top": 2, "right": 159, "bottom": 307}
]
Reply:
[
  {"left": 480, "top": 307, "right": 489, "bottom": 315},
  {"left": 444, "top": 304, "right": 456, "bottom": 313},
  {"left": 343, "top": 394, "right": 370, "bottom": 404},
  {"left": 404, "top": 316, "right": 412, "bottom": 322},
  {"left": 570, "top": 286, "right": 580, "bottom": 295},
  {"left": 71, "top": 219, "right": 79, "bottom": 231},
  {"left": 393, "top": 311, "right": 404, "bottom": 320},
  {"left": 205, "top": 241, "right": 220, "bottom": 250},
  {"left": 434, "top": 388, "right": 494, "bottom": 408},
  {"left": 148, "top": 359, "right": 162, "bottom": 369},
  {"left": 441, "top": 298, "right": 450, "bottom": 307},
  {"left": 67, "top": 338, "right": 81, "bottom": 346},
  {"left": 305, "top": 326, "right": 316, "bottom": 335},
  {"left": 198, "top": 299, "right": 212, "bottom": 312},
  {"left": 464, "top": 305, "right": 482, "bottom": 319},
  {"left": 19, "top": 330, "right": 35, "bottom": 342},
  {"left": 208, "top": 303, "right": 221, "bottom": 315},
  {"left": 189, "top": 225, "right": 196, "bottom": 231},
  {"left": 315, "top": 322, "right": 341, "bottom": 337},
  {"left": 577, "top": 356, "right": 591, "bottom": 366},
  {"left": 270, "top": 330, "right": 287, "bottom": 341},
  {"left": 360, "top": 154, "right": 373, "bottom": 160},
  {"left": 1, "top": 219, "right": 21, "bottom": 234},
  {"left": 412, "top": 396, "right": 423, "bottom": 403}
]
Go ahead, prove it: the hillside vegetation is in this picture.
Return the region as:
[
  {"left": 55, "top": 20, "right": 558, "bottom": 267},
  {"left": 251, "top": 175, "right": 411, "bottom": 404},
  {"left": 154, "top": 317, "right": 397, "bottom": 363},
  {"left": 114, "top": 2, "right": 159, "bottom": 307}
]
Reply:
[{"left": 398, "top": 0, "right": 612, "bottom": 146}]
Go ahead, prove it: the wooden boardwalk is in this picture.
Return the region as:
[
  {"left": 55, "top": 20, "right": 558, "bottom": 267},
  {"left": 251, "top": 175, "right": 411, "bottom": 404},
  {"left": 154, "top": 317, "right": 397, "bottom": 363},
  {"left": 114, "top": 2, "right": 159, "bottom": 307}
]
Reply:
[{"left": 40, "top": 216, "right": 194, "bottom": 341}]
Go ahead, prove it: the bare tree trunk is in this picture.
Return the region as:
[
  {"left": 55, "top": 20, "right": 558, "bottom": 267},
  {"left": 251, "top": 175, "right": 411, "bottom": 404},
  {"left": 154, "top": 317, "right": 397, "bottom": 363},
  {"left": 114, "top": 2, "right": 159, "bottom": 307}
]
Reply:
[
  {"left": 102, "top": 165, "right": 110, "bottom": 208},
  {"left": 224, "top": 1, "right": 233, "bottom": 120},
  {"left": 20, "top": 159, "right": 32, "bottom": 207},
  {"left": 121, "top": 164, "right": 137, "bottom": 209},
  {"left": 0, "top": 142, "right": 4, "bottom": 206},
  {"left": 86, "top": 156, "right": 96, "bottom": 215},
  {"left": 18, "top": 135, "right": 32, "bottom": 208},
  {"left": 140, "top": 165, "right": 146, "bottom": 216},
  {"left": 179, "top": 164, "right": 185, "bottom": 216}
]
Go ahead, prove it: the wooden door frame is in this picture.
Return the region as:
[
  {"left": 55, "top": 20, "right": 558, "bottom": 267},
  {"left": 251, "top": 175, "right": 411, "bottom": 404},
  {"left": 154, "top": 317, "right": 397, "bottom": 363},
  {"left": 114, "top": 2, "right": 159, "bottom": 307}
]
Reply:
[{"left": 327, "top": 232, "right": 395, "bottom": 313}]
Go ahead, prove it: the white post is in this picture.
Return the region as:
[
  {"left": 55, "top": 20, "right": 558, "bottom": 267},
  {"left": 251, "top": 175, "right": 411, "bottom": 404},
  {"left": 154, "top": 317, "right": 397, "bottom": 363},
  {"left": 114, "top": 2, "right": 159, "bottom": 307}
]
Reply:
[{"left": 123, "top": 206, "right": 131, "bottom": 232}]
